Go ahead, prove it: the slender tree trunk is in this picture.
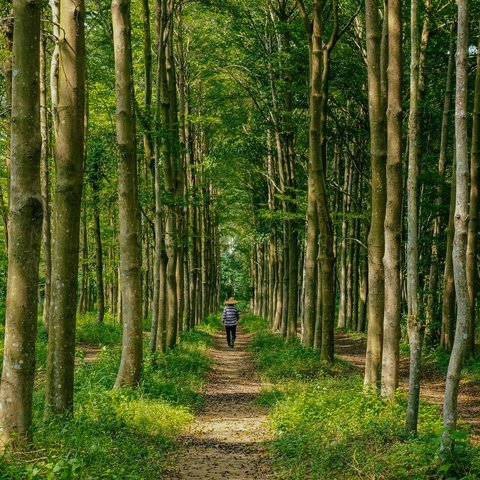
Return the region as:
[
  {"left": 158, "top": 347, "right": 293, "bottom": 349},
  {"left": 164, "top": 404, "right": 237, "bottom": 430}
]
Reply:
[
  {"left": 425, "top": 23, "right": 455, "bottom": 347},
  {"left": 112, "top": 0, "right": 143, "bottom": 388},
  {"left": 406, "top": 0, "right": 427, "bottom": 433},
  {"left": 79, "top": 207, "right": 88, "bottom": 314},
  {"left": 0, "top": 5, "right": 13, "bottom": 248},
  {"left": 381, "top": 0, "right": 403, "bottom": 401},
  {"left": 466, "top": 28, "right": 480, "bottom": 358},
  {"left": 0, "top": 0, "right": 42, "bottom": 449},
  {"left": 143, "top": 229, "right": 150, "bottom": 320},
  {"left": 358, "top": 250, "right": 368, "bottom": 333},
  {"left": 442, "top": 0, "right": 469, "bottom": 451},
  {"left": 441, "top": 158, "right": 456, "bottom": 350},
  {"left": 338, "top": 155, "right": 351, "bottom": 329},
  {"left": 45, "top": 0, "right": 85, "bottom": 415},
  {"left": 364, "top": 0, "right": 387, "bottom": 391},
  {"left": 40, "top": 28, "right": 51, "bottom": 330},
  {"left": 94, "top": 211, "right": 104, "bottom": 323}
]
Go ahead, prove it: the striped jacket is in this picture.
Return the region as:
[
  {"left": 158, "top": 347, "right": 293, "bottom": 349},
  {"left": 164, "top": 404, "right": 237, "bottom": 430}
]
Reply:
[{"left": 222, "top": 305, "right": 240, "bottom": 326}]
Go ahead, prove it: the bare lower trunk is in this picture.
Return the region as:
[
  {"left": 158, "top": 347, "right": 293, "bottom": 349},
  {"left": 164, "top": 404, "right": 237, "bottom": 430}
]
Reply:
[
  {"left": 0, "top": 0, "right": 42, "bottom": 449},
  {"left": 112, "top": 0, "right": 143, "bottom": 388},
  {"left": 45, "top": 0, "right": 85, "bottom": 415},
  {"left": 381, "top": 0, "right": 403, "bottom": 401},
  {"left": 364, "top": 0, "right": 387, "bottom": 391},
  {"left": 40, "top": 29, "right": 51, "bottom": 330},
  {"left": 442, "top": 0, "right": 469, "bottom": 451},
  {"left": 466, "top": 29, "right": 480, "bottom": 358},
  {"left": 425, "top": 23, "right": 455, "bottom": 347},
  {"left": 94, "top": 212, "right": 104, "bottom": 323},
  {"left": 441, "top": 158, "right": 456, "bottom": 350}
]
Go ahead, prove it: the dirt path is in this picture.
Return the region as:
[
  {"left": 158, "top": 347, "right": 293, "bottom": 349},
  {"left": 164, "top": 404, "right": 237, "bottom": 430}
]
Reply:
[
  {"left": 335, "top": 333, "right": 480, "bottom": 441},
  {"left": 164, "top": 327, "right": 273, "bottom": 480}
]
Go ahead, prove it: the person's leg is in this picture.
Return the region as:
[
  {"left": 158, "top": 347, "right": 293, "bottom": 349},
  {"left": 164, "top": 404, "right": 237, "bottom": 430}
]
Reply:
[
  {"left": 225, "top": 325, "right": 231, "bottom": 346},
  {"left": 231, "top": 325, "right": 237, "bottom": 346}
]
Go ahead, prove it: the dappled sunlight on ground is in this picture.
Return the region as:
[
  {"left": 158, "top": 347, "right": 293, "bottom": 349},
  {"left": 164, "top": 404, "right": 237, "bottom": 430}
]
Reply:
[
  {"left": 164, "top": 328, "right": 273, "bottom": 479},
  {"left": 335, "top": 333, "right": 480, "bottom": 443}
]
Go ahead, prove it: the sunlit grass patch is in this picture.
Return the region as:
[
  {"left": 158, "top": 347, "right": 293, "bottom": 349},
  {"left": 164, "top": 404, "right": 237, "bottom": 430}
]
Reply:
[
  {"left": 115, "top": 397, "right": 194, "bottom": 437},
  {"left": 0, "top": 320, "right": 213, "bottom": 479},
  {"left": 245, "top": 314, "right": 480, "bottom": 480}
]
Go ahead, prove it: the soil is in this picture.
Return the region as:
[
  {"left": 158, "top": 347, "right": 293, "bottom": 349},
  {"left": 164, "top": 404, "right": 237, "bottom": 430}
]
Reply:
[
  {"left": 163, "top": 327, "right": 274, "bottom": 480},
  {"left": 335, "top": 332, "right": 480, "bottom": 442}
]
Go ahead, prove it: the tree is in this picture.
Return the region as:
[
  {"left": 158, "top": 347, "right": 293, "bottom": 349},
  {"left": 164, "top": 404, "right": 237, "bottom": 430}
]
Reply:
[
  {"left": 381, "top": 0, "right": 403, "bottom": 401},
  {"left": 46, "top": 0, "right": 86, "bottom": 415},
  {"left": 0, "top": 0, "right": 42, "bottom": 449},
  {"left": 442, "top": 0, "right": 470, "bottom": 453},
  {"left": 363, "top": 0, "right": 387, "bottom": 391},
  {"left": 112, "top": 0, "right": 143, "bottom": 388}
]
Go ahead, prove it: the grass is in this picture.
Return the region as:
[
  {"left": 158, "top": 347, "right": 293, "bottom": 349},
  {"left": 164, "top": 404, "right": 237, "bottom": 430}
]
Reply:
[
  {"left": 243, "top": 314, "right": 480, "bottom": 480},
  {"left": 0, "top": 315, "right": 214, "bottom": 479}
]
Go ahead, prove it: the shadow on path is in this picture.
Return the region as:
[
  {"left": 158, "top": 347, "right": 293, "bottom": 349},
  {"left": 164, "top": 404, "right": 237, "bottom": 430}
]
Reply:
[{"left": 163, "top": 327, "right": 273, "bottom": 479}]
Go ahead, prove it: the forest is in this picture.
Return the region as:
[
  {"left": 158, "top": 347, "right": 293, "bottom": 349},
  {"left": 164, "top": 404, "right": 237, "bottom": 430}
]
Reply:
[{"left": 0, "top": 0, "right": 480, "bottom": 478}]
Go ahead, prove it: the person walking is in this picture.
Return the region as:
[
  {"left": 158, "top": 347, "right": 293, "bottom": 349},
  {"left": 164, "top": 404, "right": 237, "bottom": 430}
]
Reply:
[{"left": 222, "top": 298, "right": 240, "bottom": 348}]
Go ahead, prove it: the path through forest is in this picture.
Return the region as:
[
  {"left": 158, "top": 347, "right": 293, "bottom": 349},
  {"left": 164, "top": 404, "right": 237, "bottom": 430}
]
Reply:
[
  {"left": 164, "top": 327, "right": 273, "bottom": 479},
  {"left": 335, "top": 333, "right": 480, "bottom": 441}
]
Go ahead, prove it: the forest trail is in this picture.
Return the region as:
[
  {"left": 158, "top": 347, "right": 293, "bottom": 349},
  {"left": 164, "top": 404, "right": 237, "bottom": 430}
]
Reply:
[
  {"left": 335, "top": 333, "right": 480, "bottom": 441},
  {"left": 164, "top": 327, "right": 273, "bottom": 480}
]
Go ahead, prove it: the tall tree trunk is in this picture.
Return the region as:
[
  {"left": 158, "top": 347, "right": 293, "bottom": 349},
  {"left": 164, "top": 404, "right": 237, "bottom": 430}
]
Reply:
[
  {"left": 441, "top": 158, "right": 456, "bottom": 350},
  {"left": 1, "top": 2, "right": 13, "bottom": 248},
  {"left": 0, "top": 0, "right": 42, "bottom": 449},
  {"left": 78, "top": 207, "right": 88, "bottom": 314},
  {"left": 364, "top": 0, "right": 387, "bottom": 391},
  {"left": 466, "top": 28, "right": 480, "bottom": 358},
  {"left": 45, "top": 0, "right": 85, "bottom": 415},
  {"left": 297, "top": 0, "right": 336, "bottom": 361},
  {"left": 442, "top": 0, "right": 469, "bottom": 451},
  {"left": 112, "top": 0, "right": 143, "bottom": 388},
  {"left": 40, "top": 28, "right": 51, "bottom": 330},
  {"left": 94, "top": 210, "right": 104, "bottom": 323},
  {"left": 337, "top": 155, "right": 351, "bottom": 330},
  {"left": 406, "top": 0, "right": 429, "bottom": 433},
  {"left": 425, "top": 22, "right": 455, "bottom": 347},
  {"left": 381, "top": 0, "right": 403, "bottom": 401},
  {"left": 358, "top": 250, "right": 368, "bottom": 333}
]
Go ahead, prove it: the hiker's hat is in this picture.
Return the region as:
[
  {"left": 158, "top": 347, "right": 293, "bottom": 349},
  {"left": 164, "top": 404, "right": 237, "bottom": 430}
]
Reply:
[{"left": 224, "top": 297, "right": 239, "bottom": 305}]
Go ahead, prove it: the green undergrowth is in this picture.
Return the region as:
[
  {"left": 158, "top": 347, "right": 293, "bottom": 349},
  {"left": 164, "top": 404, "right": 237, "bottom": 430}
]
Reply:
[
  {"left": 0, "top": 321, "right": 213, "bottom": 480},
  {"left": 244, "top": 315, "right": 480, "bottom": 480},
  {"left": 423, "top": 347, "right": 480, "bottom": 384},
  {"left": 76, "top": 313, "right": 122, "bottom": 346}
]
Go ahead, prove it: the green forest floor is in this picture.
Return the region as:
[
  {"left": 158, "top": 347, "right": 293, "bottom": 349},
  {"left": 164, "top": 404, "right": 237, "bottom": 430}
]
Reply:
[
  {"left": 243, "top": 315, "right": 480, "bottom": 480},
  {"left": 2, "top": 314, "right": 480, "bottom": 479},
  {"left": 0, "top": 315, "right": 217, "bottom": 479}
]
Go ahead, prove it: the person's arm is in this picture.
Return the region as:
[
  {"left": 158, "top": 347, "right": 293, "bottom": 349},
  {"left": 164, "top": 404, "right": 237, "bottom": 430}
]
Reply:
[
  {"left": 221, "top": 308, "right": 226, "bottom": 324},
  {"left": 235, "top": 307, "right": 240, "bottom": 322}
]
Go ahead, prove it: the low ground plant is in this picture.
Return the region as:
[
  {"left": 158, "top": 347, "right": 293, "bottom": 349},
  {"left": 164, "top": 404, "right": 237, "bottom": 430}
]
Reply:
[{"left": 244, "top": 315, "right": 480, "bottom": 480}]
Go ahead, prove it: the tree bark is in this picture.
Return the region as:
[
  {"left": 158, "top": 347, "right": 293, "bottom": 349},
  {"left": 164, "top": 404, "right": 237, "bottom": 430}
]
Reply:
[
  {"left": 406, "top": 0, "right": 429, "bottom": 433},
  {"left": 40, "top": 28, "right": 51, "bottom": 330},
  {"left": 112, "top": 0, "right": 143, "bottom": 388},
  {"left": 94, "top": 211, "right": 104, "bottom": 323},
  {"left": 381, "top": 0, "right": 403, "bottom": 401},
  {"left": 442, "top": 0, "right": 469, "bottom": 451},
  {"left": 364, "top": 0, "right": 387, "bottom": 391},
  {"left": 466, "top": 27, "right": 480, "bottom": 358},
  {"left": 45, "top": 0, "right": 85, "bottom": 415},
  {"left": 441, "top": 158, "right": 457, "bottom": 350},
  {"left": 425, "top": 22, "right": 455, "bottom": 347},
  {"left": 0, "top": 0, "right": 42, "bottom": 449}
]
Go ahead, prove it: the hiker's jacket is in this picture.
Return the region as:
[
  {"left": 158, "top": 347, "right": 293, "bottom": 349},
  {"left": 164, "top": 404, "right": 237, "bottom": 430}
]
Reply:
[{"left": 222, "top": 305, "right": 240, "bottom": 326}]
